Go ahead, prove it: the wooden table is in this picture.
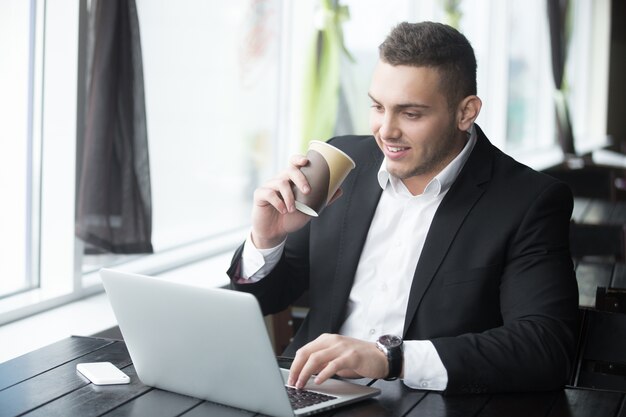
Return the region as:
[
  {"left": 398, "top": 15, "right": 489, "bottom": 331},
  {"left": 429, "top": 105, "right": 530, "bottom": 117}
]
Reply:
[{"left": 1, "top": 336, "right": 625, "bottom": 417}]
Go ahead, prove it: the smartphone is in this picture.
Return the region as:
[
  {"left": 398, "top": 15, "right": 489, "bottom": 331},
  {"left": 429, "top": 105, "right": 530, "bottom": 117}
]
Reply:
[{"left": 76, "top": 362, "right": 130, "bottom": 385}]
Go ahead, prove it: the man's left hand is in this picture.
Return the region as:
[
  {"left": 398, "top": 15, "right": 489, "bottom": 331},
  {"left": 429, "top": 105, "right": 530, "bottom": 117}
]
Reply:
[{"left": 287, "top": 333, "right": 389, "bottom": 388}]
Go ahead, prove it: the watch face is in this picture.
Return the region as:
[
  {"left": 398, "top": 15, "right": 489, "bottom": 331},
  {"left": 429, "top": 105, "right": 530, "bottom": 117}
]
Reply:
[{"left": 379, "top": 334, "right": 402, "bottom": 348}]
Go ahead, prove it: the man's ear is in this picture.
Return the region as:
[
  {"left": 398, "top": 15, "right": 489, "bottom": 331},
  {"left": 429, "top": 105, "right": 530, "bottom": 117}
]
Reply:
[{"left": 457, "top": 95, "right": 482, "bottom": 131}]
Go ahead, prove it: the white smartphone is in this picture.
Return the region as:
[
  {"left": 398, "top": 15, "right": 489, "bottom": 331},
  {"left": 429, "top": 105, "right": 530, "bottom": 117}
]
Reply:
[{"left": 76, "top": 362, "right": 130, "bottom": 385}]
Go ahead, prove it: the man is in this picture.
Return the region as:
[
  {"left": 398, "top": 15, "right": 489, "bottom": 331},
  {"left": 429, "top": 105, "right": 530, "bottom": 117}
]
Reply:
[{"left": 228, "top": 21, "right": 578, "bottom": 394}]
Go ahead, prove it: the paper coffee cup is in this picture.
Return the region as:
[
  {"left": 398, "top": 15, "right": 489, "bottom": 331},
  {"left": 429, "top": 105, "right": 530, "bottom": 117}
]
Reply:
[{"left": 293, "top": 141, "right": 356, "bottom": 217}]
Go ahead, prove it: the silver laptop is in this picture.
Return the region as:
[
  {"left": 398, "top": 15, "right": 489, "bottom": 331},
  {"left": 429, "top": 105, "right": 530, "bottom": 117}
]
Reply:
[{"left": 99, "top": 268, "right": 380, "bottom": 417}]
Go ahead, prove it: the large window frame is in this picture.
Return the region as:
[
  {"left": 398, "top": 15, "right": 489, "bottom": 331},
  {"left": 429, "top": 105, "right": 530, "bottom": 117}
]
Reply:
[
  {"left": 0, "top": 0, "right": 80, "bottom": 324},
  {"left": 0, "top": 0, "right": 296, "bottom": 326},
  {"left": 0, "top": 0, "right": 41, "bottom": 299},
  {"left": 466, "top": 0, "right": 611, "bottom": 166}
]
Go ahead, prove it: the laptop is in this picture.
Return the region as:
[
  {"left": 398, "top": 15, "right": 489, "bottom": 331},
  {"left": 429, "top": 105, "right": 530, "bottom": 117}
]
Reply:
[{"left": 99, "top": 268, "right": 380, "bottom": 417}]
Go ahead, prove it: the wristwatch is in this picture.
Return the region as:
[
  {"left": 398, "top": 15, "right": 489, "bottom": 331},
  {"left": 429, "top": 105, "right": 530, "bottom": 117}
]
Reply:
[{"left": 376, "top": 334, "right": 403, "bottom": 381}]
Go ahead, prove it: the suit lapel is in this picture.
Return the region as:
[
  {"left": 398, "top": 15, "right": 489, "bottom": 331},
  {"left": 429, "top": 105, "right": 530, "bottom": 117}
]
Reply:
[
  {"left": 329, "top": 146, "right": 383, "bottom": 332},
  {"left": 403, "top": 129, "right": 495, "bottom": 335}
]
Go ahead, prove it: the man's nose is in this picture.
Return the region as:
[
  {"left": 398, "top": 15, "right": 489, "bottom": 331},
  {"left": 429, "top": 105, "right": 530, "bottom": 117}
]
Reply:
[{"left": 379, "top": 114, "right": 401, "bottom": 140}]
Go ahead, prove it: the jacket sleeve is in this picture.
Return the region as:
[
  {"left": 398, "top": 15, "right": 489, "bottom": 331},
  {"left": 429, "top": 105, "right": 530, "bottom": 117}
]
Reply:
[
  {"left": 227, "top": 222, "right": 312, "bottom": 315},
  {"left": 431, "top": 182, "right": 579, "bottom": 394}
]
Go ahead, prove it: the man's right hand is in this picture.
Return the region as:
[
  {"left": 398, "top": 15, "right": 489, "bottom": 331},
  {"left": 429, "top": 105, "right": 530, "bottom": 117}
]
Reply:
[{"left": 250, "top": 155, "right": 313, "bottom": 249}]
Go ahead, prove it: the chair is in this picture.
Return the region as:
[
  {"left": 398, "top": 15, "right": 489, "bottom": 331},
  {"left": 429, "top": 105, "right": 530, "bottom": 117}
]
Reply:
[
  {"left": 569, "top": 223, "right": 626, "bottom": 262},
  {"left": 269, "top": 292, "right": 310, "bottom": 355},
  {"left": 596, "top": 287, "right": 626, "bottom": 313},
  {"left": 545, "top": 164, "right": 623, "bottom": 201},
  {"left": 570, "top": 288, "right": 626, "bottom": 392}
]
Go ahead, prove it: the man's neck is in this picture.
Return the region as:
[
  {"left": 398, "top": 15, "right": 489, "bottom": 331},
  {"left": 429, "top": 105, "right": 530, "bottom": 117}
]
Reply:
[{"left": 401, "top": 176, "right": 432, "bottom": 196}]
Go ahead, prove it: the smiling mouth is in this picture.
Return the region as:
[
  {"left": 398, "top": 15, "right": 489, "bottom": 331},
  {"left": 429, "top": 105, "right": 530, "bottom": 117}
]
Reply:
[{"left": 386, "top": 145, "right": 409, "bottom": 153}]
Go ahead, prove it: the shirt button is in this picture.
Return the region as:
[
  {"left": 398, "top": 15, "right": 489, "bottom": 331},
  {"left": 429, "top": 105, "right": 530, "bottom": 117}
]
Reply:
[
  {"left": 420, "top": 382, "right": 429, "bottom": 388},
  {"left": 369, "top": 329, "right": 376, "bottom": 335}
]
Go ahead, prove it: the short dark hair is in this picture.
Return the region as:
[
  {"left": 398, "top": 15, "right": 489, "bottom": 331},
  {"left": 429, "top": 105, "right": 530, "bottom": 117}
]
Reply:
[{"left": 379, "top": 22, "right": 477, "bottom": 108}]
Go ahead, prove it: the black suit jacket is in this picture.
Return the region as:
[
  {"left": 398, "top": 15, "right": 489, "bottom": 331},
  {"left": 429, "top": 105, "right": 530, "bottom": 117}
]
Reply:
[{"left": 228, "top": 125, "right": 579, "bottom": 394}]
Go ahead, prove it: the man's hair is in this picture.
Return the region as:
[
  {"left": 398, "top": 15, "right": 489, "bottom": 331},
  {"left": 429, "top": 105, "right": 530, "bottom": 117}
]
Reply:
[{"left": 379, "top": 21, "right": 477, "bottom": 109}]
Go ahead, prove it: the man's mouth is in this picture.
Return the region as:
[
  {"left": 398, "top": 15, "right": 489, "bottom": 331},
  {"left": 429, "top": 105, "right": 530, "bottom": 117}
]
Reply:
[
  {"left": 383, "top": 144, "right": 411, "bottom": 160},
  {"left": 387, "top": 145, "right": 409, "bottom": 153}
]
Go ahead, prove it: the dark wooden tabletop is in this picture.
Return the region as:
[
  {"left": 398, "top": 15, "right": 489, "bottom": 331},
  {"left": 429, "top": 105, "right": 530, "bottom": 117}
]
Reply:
[{"left": 1, "top": 336, "right": 625, "bottom": 417}]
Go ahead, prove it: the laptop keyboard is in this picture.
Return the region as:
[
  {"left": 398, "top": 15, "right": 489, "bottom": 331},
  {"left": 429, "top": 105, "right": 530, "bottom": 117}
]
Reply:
[{"left": 286, "top": 386, "right": 338, "bottom": 410}]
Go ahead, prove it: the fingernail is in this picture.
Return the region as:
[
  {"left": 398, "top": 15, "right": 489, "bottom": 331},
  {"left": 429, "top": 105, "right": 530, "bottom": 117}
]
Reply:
[{"left": 303, "top": 185, "right": 310, "bottom": 193}]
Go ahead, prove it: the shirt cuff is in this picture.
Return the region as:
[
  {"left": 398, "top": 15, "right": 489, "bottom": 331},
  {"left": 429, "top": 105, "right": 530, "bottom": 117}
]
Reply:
[
  {"left": 240, "top": 233, "right": 286, "bottom": 282},
  {"left": 402, "top": 340, "right": 448, "bottom": 391}
]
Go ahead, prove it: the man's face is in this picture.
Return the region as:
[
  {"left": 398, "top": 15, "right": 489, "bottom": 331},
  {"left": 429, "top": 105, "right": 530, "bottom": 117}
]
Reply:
[{"left": 368, "top": 61, "right": 466, "bottom": 191}]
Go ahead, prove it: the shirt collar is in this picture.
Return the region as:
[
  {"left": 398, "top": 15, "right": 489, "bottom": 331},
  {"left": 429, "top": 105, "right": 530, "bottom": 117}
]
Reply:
[{"left": 377, "top": 123, "right": 477, "bottom": 197}]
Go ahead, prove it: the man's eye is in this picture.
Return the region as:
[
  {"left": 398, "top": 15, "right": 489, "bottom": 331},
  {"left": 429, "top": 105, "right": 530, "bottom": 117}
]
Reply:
[
  {"left": 405, "top": 112, "right": 420, "bottom": 119},
  {"left": 371, "top": 104, "right": 384, "bottom": 112}
]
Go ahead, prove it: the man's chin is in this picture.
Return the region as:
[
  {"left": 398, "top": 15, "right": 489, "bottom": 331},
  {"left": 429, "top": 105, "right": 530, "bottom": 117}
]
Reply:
[{"left": 387, "top": 164, "right": 427, "bottom": 181}]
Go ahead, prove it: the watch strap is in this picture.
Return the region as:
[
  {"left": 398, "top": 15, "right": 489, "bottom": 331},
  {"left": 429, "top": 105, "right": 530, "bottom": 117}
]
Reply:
[
  {"left": 385, "top": 343, "right": 403, "bottom": 380},
  {"left": 376, "top": 335, "right": 403, "bottom": 381}
]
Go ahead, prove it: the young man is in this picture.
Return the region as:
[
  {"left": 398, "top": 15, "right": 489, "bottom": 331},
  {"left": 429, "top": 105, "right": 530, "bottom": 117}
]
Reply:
[{"left": 228, "top": 21, "right": 578, "bottom": 394}]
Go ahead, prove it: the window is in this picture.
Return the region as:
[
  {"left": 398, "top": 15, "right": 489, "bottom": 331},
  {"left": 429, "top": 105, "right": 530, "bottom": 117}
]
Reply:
[
  {"left": 340, "top": 0, "right": 420, "bottom": 136},
  {"left": 338, "top": 0, "right": 608, "bottom": 169},
  {"left": 139, "top": 0, "right": 281, "bottom": 250},
  {"left": 0, "top": 1, "right": 39, "bottom": 298},
  {"left": 82, "top": 0, "right": 285, "bottom": 274},
  {"left": 503, "top": 0, "right": 555, "bottom": 154},
  {"left": 0, "top": 0, "right": 81, "bottom": 323},
  {"left": 566, "top": 0, "right": 611, "bottom": 155},
  {"left": 1, "top": 0, "right": 287, "bottom": 324}
]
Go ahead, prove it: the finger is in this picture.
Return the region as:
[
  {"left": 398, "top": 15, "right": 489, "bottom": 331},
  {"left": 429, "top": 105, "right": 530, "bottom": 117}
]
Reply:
[
  {"left": 313, "top": 357, "right": 346, "bottom": 385},
  {"left": 253, "top": 187, "right": 288, "bottom": 215},
  {"left": 293, "top": 333, "right": 341, "bottom": 388},
  {"left": 272, "top": 176, "right": 298, "bottom": 213},
  {"left": 288, "top": 346, "right": 310, "bottom": 387},
  {"left": 296, "top": 349, "right": 333, "bottom": 388},
  {"left": 287, "top": 164, "right": 311, "bottom": 196},
  {"left": 260, "top": 175, "right": 299, "bottom": 213},
  {"left": 335, "top": 368, "right": 362, "bottom": 379},
  {"left": 289, "top": 154, "right": 309, "bottom": 167},
  {"left": 288, "top": 334, "right": 332, "bottom": 387}
]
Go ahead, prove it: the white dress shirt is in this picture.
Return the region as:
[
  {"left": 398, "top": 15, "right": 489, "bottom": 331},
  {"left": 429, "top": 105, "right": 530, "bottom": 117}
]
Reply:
[{"left": 241, "top": 125, "right": 477, "bottom": 391}]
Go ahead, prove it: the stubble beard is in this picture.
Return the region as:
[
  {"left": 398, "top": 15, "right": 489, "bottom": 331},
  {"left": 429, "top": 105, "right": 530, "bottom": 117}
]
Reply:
[{"left": 391, "top": 123, "right": 464, "bottom": 181}]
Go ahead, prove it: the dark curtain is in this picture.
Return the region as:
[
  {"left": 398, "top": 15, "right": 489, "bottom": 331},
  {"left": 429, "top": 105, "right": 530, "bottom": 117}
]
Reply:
[
  {"left": 547, "top": 0, "right": 576, "bottom": 156},
  {"left": 76, "top": 0, "right": 153, "bottom": 254}
]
